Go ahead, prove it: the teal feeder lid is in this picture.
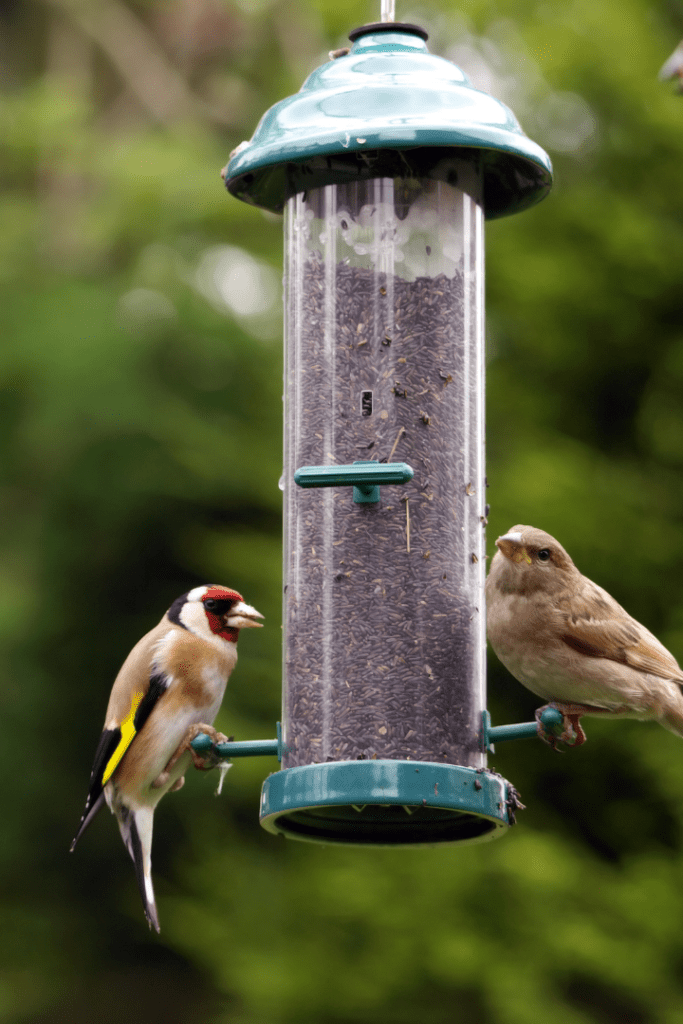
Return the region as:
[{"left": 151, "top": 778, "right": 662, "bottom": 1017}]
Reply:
[{"left": 224, "top": 21, "right": 552, "bottom": 219}]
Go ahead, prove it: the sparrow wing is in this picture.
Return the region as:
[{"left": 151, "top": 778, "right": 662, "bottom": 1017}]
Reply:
[
  {"left": 561, "top": 581, "right": 683, "bottom": 682},
  {"left": 70, "top": 671, "right": 170, "bottom": 850},
  {"left": 659, "top": 43, "right": 683, "bottom": 81}
]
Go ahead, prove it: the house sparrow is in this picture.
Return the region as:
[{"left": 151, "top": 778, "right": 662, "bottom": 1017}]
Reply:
[
  {"left": 659, "top": 41, "right": 683, "bottom": 88},
  {"left": 70, "top": 584, "right": 263, "bottom": 931},
  {"left": 486, "top": 525, "right": 683, "bottom": 747}
]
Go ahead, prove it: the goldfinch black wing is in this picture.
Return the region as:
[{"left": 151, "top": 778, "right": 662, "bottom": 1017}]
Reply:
[{"left": 70, "top": 673, "right": 170, "bottom": 850}]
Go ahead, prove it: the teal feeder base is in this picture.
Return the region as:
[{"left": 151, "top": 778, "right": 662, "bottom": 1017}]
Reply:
[{"left": 259, "top": 760, "right": 515, "bottom": 846}]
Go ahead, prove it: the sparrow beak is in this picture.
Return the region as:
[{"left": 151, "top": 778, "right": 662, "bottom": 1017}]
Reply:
[
  {"left": 496, "top": 532, "right": 532, "bottom": 565},
  {"left": 225, "top": 601, "right": 264, "bottom": 629}
]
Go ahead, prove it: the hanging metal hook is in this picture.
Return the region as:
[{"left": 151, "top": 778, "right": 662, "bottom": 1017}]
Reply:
[{"left": 380, "top": 0, "right": 395, "bottom": 22}]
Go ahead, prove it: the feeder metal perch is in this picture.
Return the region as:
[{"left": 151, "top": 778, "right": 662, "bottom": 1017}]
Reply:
[{"left": 190, "top": 706, "right": 566, "bottom": 761}]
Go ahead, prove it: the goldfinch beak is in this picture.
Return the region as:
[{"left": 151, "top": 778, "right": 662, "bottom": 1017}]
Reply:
[
  {"left": 225, "top": 601, "right": 264, "bottom": 629},
  {"left": 496, "top": 533, "right": 532, "bottom": 565}
]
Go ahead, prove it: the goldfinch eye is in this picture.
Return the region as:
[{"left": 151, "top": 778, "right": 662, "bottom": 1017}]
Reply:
[
  {"left": 537, "top": 549, "right": 551, "bottom": 562},
  {"left": 204, "top": 598, "right": 218, "bottom": 611}
]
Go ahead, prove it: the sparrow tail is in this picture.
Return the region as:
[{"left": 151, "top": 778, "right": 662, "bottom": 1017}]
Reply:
[{"left": 658, "top": 693, "right": 683, "bottom": 740}]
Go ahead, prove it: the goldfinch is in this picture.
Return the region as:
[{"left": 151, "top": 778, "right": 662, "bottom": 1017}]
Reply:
[
  {"left": 486, "top": 526, "right": 683, "bottom": 747},
  {"left": 70, "top": 584, "right": 263, "bottom": 932}
]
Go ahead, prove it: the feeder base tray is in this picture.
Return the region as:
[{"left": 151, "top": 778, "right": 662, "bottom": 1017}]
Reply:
[{"left": 259, "top": 760, "right": 513, "bottom": 846}]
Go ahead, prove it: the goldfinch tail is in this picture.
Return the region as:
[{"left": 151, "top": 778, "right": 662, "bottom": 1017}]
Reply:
[
  {"left": 117, "top": 804, "right": 160, "bottom": 933},
  {"left": 70, "top": 791, "right": 106, "bottom": 852}
]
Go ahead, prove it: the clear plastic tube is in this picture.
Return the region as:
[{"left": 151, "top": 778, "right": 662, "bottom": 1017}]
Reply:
[{"left": 282, "top": 160, "right": 486, "bottom": 769}]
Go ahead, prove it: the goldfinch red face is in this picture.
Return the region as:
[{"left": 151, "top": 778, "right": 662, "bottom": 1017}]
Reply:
[{"left": 175, "top": 584, "right": 264, "bottom": 643}]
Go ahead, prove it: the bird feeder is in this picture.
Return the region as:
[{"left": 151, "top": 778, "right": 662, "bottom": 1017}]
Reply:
[{"left": 218, "top": 10, "right": 552, "bottom": 845}]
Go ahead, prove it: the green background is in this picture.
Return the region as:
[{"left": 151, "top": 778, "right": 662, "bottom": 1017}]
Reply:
[{"left": 3, "top": 0, "right": 683, "bottom": 1021}]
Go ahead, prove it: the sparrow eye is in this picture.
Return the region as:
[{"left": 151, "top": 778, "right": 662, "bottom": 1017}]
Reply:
[{"left": 537, "top": 549, "right": 551, "bottom": 562}]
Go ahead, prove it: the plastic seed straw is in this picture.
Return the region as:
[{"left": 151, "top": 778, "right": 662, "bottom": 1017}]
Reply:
[
  {"left": 405, "top": 497, "right": 410, "bottom": 553},
  {"left": 387, "top": 425, "right": 405, "bottom": 463}
]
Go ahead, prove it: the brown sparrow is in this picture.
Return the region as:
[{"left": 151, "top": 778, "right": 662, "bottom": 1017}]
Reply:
[
  {"left": 486, "top": 525, "right": 683, "bottom": 747},
  {"left": 659, "top": 41, "right": 683, "bottom": 89}
]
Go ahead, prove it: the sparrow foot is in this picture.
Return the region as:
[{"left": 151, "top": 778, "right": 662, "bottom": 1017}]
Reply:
[{"left": 535, "top": 703, "right": 587, "bottom": 749}]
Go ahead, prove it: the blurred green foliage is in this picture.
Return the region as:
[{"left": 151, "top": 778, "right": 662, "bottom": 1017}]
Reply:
[{"left": 2, "top": 0, "right": 683, "bottom": 1021}]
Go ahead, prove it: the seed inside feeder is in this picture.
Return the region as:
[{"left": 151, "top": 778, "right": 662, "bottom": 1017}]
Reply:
[{"left": 282, "top": 171, "right": 486, "bottom": 770}]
